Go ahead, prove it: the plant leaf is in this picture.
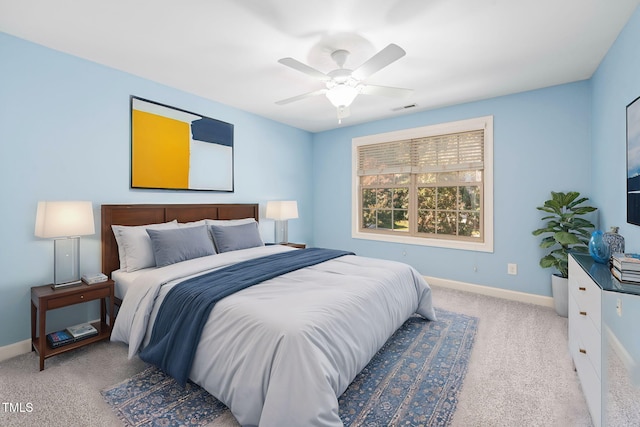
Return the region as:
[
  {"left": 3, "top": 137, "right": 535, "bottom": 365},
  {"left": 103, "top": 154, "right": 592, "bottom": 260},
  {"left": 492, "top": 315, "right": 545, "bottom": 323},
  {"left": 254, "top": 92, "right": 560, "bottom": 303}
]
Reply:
[
  {"left": 554, "top": 231, "right": 580, "bottom": 245},
  {"left": 540, "top": 255, "right": 557, "bottom": 269}
]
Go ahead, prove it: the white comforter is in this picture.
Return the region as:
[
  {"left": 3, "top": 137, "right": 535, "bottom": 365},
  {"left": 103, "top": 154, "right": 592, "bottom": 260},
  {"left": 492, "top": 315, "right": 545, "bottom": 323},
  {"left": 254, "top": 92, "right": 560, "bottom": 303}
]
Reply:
[{"left": 111, "top": 245, "right": 436, "bottom": 427}]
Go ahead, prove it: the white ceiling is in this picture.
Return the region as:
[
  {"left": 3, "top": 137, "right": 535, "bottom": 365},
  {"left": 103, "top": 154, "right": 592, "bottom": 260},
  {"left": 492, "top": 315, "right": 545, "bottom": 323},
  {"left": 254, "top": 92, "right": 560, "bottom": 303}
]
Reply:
[{"left": 1, "top": 0, "right": 639, "bottom": 132}]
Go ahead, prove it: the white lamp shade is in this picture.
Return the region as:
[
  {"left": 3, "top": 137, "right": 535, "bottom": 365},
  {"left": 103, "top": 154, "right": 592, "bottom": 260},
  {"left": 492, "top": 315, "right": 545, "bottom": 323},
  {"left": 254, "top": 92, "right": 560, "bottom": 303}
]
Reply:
[
  {"left": 266, "top": 201, "right": 299, "bottom": 221},
  {"left": 35, "top": 201, "right": 95, "bottom": 238}
]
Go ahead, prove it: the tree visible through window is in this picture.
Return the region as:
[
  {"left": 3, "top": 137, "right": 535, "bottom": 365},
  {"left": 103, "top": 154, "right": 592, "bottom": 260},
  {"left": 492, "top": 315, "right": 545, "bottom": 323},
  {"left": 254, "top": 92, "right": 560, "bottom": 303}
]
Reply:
[{"left": 352, "top": 116, "right": 493, "bottom": 252}]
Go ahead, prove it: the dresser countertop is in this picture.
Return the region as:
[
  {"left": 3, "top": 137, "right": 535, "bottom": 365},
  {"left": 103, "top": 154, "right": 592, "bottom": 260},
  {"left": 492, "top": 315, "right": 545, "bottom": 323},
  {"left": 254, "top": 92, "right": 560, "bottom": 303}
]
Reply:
[{"left": 571, "top": 253, "right": 640, "bottom": 296}]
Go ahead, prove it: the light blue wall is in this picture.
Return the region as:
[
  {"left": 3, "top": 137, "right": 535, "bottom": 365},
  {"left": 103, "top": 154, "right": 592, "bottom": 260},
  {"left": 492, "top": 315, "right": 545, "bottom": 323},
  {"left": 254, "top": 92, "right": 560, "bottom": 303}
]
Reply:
[
  {"left": 311, "top": 82, "right": 592, "bottom": 297},
  {"left": 591, "top": 6, "right": 640, "bottom": 253},
  {"left": 0, "top": 32, "right": 313, "bottom": 347},
  {"left": 591, "top": 6, "right": 640, "bottom": 355}
]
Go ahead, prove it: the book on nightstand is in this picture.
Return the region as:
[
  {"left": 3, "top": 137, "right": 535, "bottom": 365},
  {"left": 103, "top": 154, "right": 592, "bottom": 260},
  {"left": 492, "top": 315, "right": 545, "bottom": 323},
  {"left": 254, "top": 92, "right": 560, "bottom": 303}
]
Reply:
[
  {"left": 66, "top": 323, "right": 98, "bottom": 340},
  {"left": 46, "top": 330, "right": 75, "bottom": 348}
]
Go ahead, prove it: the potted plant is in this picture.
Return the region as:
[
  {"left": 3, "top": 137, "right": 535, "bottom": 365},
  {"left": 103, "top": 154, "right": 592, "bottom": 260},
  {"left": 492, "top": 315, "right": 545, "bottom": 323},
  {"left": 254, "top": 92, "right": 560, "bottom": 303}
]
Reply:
[{"left": 532, "top": 191, "right": 597, "bottom": 317}]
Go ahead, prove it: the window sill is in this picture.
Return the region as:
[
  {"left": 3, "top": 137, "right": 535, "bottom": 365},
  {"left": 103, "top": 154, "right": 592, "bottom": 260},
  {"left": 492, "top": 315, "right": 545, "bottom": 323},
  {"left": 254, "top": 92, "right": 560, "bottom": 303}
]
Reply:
[{"left": 352, "top": 230, "right": 493, "bottom": 253}]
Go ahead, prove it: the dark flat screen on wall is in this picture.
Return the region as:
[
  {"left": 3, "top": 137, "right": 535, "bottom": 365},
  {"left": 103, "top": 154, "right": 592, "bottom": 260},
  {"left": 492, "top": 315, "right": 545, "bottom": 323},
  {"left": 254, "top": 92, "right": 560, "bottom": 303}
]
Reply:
[{"left": 627, "top": 95, "right": 640, "bottom": 225}]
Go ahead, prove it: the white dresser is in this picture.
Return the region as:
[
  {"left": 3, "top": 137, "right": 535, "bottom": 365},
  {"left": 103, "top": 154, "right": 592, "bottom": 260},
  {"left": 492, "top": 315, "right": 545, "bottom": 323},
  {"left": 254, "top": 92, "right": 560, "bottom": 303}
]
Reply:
[
  {"left": 568, "top": 253, "right": 640, "bottom": 426},
  {"left": 568, "top": 254, "right": 602, "bottom": 426}
]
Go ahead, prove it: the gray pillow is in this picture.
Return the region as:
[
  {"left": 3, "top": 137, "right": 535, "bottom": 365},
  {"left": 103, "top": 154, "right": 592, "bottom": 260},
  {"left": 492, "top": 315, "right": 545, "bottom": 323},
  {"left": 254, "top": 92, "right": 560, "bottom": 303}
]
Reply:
[
  {"left": 146, "top": 225, "right": 215, "bottom": 267},
  {"left": 209, "top": 222, "right": 264, "bottom": 253}
]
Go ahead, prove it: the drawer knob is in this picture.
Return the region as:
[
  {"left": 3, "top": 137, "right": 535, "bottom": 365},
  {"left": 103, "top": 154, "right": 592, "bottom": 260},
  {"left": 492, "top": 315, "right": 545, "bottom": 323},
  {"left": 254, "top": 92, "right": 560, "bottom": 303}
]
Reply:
[
  {"left": 579, "top": 348, "right": 587, "bottom": 354},
  {"left": 579, "top": 311, "right": 587, "bottom": 316},
  {"left": 578, "top": 287, "right": 586, "bottom": 291},
  {"left": 80, "top": 295, "right": 84, "bottom": 299}
]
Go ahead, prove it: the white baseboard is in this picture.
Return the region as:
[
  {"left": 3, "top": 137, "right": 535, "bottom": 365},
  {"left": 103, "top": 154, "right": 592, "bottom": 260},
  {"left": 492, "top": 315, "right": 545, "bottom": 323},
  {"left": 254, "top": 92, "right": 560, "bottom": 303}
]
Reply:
[
  {"left": 0, "top": 339, "right": 32, "bottom": 363},
  {"left": 0, "top": 281, "right": 552, "bottom": 362},
  {"left": 605, "top": 325, "right": 640, "bottom": 387},
  {"left": 425, "top": 275, "right": 555, "bottom": 308}
]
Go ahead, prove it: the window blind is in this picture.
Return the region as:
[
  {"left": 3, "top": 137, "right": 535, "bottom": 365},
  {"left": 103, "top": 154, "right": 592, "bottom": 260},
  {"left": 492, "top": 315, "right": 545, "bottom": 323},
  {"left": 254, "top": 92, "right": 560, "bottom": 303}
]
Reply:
[{"left": 357, "top": 130, "right": 484, "bottom": 176}]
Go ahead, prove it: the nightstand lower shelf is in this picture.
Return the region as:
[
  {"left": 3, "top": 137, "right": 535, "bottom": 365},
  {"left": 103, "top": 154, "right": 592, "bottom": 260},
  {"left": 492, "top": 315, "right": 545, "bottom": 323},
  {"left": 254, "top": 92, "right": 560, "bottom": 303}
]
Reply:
[{"left": 32, "top": 320, "right": 111, "bottom": 361}]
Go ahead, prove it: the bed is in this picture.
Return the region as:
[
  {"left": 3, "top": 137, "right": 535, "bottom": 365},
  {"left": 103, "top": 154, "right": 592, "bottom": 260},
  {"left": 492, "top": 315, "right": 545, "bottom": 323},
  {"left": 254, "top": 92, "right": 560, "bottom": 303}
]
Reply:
[{"left": 103, "top": 203, "right": 436, "bottom": 427}]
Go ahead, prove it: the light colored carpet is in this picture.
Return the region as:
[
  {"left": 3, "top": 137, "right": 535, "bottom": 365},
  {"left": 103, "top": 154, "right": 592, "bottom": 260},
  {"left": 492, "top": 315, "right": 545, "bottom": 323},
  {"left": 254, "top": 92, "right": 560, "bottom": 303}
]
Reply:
[
  {"left": 436, "top": 287, "right": 592, "bottom": 427},
  {"left": 0, "top": 286, "right": 593, "bottom": 427},
  {"left": 100, "top": 309, "right": 477, "bottom": 426}
]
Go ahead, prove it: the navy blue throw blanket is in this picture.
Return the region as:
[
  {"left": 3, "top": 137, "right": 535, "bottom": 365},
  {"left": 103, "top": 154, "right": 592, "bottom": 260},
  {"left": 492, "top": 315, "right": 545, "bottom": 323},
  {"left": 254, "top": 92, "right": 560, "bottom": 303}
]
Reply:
[{"left": 139, "top": 248, "right": 354, "bottom": 386}]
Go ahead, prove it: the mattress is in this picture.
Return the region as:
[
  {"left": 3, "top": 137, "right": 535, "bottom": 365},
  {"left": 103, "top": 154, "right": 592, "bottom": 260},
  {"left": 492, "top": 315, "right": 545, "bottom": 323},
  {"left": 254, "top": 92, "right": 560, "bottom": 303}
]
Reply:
[{"left": 111, "top": 268, "right": 154, "bottom": 300}]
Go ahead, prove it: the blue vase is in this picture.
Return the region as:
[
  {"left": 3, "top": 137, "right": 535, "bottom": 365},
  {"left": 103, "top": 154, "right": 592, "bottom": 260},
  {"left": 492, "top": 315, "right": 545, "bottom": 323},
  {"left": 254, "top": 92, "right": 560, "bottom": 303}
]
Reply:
[{"left": 589, "top": 230, "right": 611, "bottom": 264}]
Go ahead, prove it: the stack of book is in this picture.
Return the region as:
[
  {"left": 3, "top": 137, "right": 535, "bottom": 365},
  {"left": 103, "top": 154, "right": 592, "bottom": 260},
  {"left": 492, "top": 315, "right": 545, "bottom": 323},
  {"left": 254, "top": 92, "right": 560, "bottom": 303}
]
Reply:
[
  {"left": 611, "top": 253, "right": 640, "bottom": 284},
  {"left": 46, "top": 323, "right": 99, "bottom": 348}
]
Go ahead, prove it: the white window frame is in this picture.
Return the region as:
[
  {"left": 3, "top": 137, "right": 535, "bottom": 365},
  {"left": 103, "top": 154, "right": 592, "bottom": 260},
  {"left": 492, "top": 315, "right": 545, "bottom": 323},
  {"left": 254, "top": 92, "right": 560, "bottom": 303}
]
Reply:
[{"left": 352, "top": 116, "right": 494, "bottom": 252}]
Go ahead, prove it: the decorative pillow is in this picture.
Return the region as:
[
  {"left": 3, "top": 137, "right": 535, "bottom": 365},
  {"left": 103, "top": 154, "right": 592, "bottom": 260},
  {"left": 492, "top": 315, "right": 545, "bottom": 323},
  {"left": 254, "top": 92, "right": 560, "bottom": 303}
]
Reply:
[
  {"left": 112, "top": 220, "right": 178, "bottom": 272},
  {"left": 209, "top": 222, "right": 264, "bottom": 253},
  {"left": 146, "top": 226, "right": 215, "bottom": 267},
  {"left": 179, "top": 219, "right": 216, "bottom": 248}
]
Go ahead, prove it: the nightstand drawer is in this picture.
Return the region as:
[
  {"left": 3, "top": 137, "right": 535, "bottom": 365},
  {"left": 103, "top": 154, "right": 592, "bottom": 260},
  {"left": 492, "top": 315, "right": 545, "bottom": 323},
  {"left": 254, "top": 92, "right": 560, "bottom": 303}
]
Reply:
[{"left": 46, "top": 287, "right": 110, "bottom": 310}]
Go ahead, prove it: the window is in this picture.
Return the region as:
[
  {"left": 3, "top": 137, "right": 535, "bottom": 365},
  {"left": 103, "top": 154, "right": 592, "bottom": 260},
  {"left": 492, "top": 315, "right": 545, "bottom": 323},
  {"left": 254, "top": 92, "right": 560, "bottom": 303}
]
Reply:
[{"left": 352, "top": 116, "right": 493, "bottom": 252}]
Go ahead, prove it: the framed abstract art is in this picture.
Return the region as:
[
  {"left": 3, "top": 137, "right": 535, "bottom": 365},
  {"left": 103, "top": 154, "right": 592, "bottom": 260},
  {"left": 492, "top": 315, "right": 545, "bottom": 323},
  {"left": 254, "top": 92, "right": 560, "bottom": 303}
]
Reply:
[{"left": 130, "top": 96, "right": 234, "bottom": 192}]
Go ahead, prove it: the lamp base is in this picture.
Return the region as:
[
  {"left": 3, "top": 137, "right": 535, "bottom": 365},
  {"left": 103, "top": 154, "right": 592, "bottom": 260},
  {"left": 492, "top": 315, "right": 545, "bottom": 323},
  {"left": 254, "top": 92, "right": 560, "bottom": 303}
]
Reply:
[
  {"left": 53, "top": 237, "right": 81, "bottom": 287},
  {"left": 51, "top": 280, "right": 82, "bottom": 290},
  {"left": 274, "top": 220, "right": 289, "bottom": 244}
]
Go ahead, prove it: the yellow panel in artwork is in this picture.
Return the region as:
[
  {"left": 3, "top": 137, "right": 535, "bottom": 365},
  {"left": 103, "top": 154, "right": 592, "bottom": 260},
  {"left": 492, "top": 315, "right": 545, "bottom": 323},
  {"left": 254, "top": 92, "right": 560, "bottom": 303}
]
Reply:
[{"left": 132, "top": 110, "right": 190, "bottom": 189}]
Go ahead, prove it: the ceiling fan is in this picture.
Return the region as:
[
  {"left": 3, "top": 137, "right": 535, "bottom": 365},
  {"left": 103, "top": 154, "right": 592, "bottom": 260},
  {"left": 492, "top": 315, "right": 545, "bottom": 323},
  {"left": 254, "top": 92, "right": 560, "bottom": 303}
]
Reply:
[{"left": 276, "top": 43, "right": 413, "bottom": 123}]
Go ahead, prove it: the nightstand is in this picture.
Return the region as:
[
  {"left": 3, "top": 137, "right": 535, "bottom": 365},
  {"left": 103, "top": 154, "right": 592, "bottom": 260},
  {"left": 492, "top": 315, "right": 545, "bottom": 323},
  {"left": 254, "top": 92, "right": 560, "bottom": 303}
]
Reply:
[
  {"left": 30, "top": 280, "right": 115, "bottom": 370},
  {"left": 282, "top": 242, "right": 306, "bottom": 249}
]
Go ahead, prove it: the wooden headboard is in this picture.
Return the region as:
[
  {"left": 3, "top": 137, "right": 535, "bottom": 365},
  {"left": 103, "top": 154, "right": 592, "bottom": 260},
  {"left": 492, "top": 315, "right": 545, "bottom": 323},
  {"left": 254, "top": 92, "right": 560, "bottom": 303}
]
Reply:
[{"left": 101, "top": 203, "right": 259, "bottom": 277}]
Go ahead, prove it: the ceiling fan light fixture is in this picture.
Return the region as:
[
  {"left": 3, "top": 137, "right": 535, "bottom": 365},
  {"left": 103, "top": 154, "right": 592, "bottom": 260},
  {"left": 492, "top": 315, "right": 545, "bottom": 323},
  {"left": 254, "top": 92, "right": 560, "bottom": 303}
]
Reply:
[
  {"left": 325, "top": 84, "right": 360, "bottom": 108},
  {"left": 277, "top": 43, "right": 410, "bottom": 124}
]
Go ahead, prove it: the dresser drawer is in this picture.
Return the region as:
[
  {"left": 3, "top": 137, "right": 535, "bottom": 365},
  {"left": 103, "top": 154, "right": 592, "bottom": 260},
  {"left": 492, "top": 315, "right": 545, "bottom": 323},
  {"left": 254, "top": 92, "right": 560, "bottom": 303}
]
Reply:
[
  {"left": 573, "top": 338, "right": 602, "bottom": 426},
  {"left": 569, "top": 257, "right": 602, "bottom": 332},
  {"left": 569, "top": 295, "right": 601, "bottom": 378},
  {"left": 46, "top": 287, "right": 110, "bottom": 310}
]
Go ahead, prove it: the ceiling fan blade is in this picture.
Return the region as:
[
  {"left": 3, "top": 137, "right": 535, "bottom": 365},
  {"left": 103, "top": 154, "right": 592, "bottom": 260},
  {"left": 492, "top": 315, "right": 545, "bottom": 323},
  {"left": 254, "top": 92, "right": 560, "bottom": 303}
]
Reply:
[
  {"left": 275, "top": 89, "right": 327, "bottom": 105},
  {"left": 351, "top": 44, "right": 406, "bottom": 81},
  {"left": 360, "top": 84, "right": 413, "bottom": 98},
  {"left": 278, "top": 57, "right": 331, "bottom": 82}
]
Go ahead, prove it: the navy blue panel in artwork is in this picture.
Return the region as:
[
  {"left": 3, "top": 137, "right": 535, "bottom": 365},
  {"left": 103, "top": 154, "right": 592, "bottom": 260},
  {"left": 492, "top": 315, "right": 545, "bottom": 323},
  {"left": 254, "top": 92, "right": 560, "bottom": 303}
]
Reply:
[{"left": 191, "top": 118, "right": 233, "bottom": 147}]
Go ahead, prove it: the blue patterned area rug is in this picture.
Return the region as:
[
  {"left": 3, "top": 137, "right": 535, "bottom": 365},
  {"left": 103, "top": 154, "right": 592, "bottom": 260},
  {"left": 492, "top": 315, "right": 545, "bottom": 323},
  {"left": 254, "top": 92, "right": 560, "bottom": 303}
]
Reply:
[{"left": 102, "top": 308, "right": 478, "bottom": 427}]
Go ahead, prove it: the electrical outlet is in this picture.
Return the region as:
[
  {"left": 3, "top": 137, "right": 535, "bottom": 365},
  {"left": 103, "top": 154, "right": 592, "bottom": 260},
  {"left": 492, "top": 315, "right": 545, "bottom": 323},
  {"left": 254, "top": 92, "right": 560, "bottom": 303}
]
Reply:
[
  {"left": 617, "top": 298, "right": 622, "bottom": 317},
  {"left": 507, "top": 263, "right": 517, "bottom": 275}
]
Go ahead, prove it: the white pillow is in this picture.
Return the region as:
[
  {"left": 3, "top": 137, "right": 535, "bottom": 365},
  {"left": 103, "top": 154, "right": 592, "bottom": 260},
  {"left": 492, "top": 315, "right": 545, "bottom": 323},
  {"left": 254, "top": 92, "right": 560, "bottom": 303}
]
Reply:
[
  {"left": 178, "top": 219, "right": 209, "bottom": 228},
  {"left": 206, "top": 218, "right": 256, "bottom": 227},
  {"left": 112, "top": 220, "right": 178, "bottom": 272}
]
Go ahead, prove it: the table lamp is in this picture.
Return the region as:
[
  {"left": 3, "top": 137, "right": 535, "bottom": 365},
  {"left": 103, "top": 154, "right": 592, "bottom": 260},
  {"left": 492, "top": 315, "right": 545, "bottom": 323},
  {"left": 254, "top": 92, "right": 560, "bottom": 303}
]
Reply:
[
  {"left": 35, "top": 201, "right": 95, "bottom": 288},
  {"left": 266, "top": 201, "right": 298, "bottom": 244}
]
